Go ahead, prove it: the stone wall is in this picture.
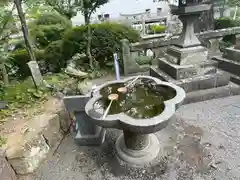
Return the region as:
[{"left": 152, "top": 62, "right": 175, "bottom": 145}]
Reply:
[{"left": 3, "top": 98, "right": 71, "bottom": 176}]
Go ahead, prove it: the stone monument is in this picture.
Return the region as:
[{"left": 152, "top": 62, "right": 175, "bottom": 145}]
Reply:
[{"left": 150, "top": 0, "right": 240, "bottom": 103}]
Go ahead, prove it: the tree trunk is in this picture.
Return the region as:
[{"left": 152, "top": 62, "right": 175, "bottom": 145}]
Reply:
[
  {"left": 1, "top": 63, "right": 9, "bottom": 86},
  {"left": 14, "top": 0, "right": 36, "bottom": 62},
  {"left": 84, "top": 12, "right": 93, "bottom": 69}
]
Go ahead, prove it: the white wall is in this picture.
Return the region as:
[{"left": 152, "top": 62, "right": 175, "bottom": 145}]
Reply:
[{"left": 71, "top": 0, "right": 170, "bottom": 25}]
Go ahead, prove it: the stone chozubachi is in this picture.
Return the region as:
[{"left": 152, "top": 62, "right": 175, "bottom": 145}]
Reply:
[{"left": 85, "top": 75, "right": 186, "bottom": 167}]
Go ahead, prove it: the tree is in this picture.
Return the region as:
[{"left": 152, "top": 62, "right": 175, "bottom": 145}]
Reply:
[
  {"left": 81, "top": 0, "right": 108, "bottom": 68},
  {"left": 0, "top": 4, "right": 16, "bottom": 86},
  {"left": 228, "top": 0, "right": 240, "bottom": 7},
  {"left": 39, "top": 0, "right": 83, "bottom": 19},
  {"left": 14, "top": 0, "right": 36, "bottom": 63}
]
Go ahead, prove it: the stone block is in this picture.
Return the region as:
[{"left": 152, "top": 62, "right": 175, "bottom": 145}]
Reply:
[
  {"left": 63, "top": 95, "right": 106, "bottom": 146},
  {"left": 158, "top": 58, "right": 217, "bottom": 80},
  {"left": 6, "top": 113, "right": 63, "bottom": 175},
  {"left": 166, "top": 45, "right": 208, "bottom": 65},
  {"left": 0, "top": 149, "right": 17, "bottom": 180}
]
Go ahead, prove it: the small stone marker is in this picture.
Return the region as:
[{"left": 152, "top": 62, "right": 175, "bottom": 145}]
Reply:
[{"left": 27, "top": 61, "right": 43, "bottom": 87}]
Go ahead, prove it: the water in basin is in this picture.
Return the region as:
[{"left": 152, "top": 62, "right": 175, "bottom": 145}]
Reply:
[{"left": 97, "top": 78, "right": 176, "bottom": 119}]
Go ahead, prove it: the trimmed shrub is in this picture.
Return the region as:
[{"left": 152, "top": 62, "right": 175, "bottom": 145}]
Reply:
[
  {"left": 9, "top": 49, "right": 45, "bottom": 78},
  {"left": 62, "top": 22, "right": 140, "bottom": 67},
  {"left": 151, "top": 25, "right": 166, "bottom": 34}
]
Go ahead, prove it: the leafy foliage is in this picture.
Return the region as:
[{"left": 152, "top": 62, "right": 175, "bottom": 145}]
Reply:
[
  {"left": 228, "top": 0, "right": 240, "bottom": 7},
  {"left": 151, "top": 25, "right": 167, "bottom": 34},
  {"left": 29, "top": 12, "right": 72, "bottom": 48},
  {"left": 44, "top": 40, "right": 65, "bottom": 72},
  {"left": 62, "top": 22, "right": 140, "bottom": 68},
  {"left": 214, "top": 17, "right": 240, "bottom": 29}
]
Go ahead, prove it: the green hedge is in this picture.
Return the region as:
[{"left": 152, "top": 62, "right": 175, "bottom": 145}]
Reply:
[
  {"left": 214, "top": 17, "right": 240, "bottom": 30},
  {"left": 62, "top": 22, "right": 140, "bottom": 67}
]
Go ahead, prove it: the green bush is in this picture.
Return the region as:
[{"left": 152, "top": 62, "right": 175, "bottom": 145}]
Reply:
[
  {"left": 151, "top": 25, "right": 166, "bottom": 34},
  {"left": 44, "top": 40, "right": 65, "bottom": 72},
  {"left": 214, "top": 17, "right": 240, "bottom": 30},
  {"left": 62, "top": 22, "right": 140, "bottom": 68},
  {"left": 34, "top": 12, "right": 72, "bottom": 28},
  {"left": 9, "top": 49, "right": 45, "bottom": 78},
  {"left": 30, "top": 12, "right": 72, "bottom": 48}
]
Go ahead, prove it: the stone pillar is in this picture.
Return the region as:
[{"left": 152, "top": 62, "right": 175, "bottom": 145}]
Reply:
[
  {"left": 115, "top": 131, "right": 160, "bottom": 166},
  {"left": 63, "top": 95, "right": 106, "bottom": 145},
  {"left": 0, "top": 149, "right": 17, "bottom": 180},
  {"left": 141, "top": 15, "right": 146, "bottom": 36},
  {"left": 123, "top": 131, "right": 150, "bottom": 150},
  {"left": 175, "top": 14, "right": 201, "bottom": 48}
]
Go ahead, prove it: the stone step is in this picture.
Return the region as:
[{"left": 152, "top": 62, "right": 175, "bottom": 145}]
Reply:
[
  {"left": 213, "top": 56, "right": 240, "bottom": 77},
  {"left": 150, "top": 66, "right": 230, "bottom": 93},
  {"left": 231, "top": 75, "right": 240, "bottom": 85},
  {"left": 183, "top": 82, "right": 240, "bottom": 104}
]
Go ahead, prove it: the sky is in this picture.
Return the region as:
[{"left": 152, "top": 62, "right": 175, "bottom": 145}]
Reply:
[{"left": 71, "top": 0, "right": 170, "bottom": 25}]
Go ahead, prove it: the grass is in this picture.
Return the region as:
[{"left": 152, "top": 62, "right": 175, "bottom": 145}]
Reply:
[
  {"left": 0, "top": 70, "right": 113, "bottom": 120},
  {"left": 0, "top": 136, "right": 7, "bottom": 147}
]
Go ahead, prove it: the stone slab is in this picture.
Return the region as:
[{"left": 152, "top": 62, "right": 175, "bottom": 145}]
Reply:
[
  {"left": 158, "top": 58, "right": 218, "bottom": 80},
  {"left": 6, "top": 113, "right": 64, "bottom": 175},
  {"left": 0, "top": 149, "right": 17, "bottom": 180},
  {"left": 151, "top": 67, "right": 230, "bottom": 92},
  {"left": 213, "top": 56, "right": 240, "bottom": 76},
  {"left": 223, "top": 47, "right": 240, "bottom": 62}
]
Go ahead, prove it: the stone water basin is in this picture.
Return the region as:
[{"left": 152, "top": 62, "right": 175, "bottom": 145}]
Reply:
[{"left": 85, "top": 76, "right": 186, "bottom": 166}]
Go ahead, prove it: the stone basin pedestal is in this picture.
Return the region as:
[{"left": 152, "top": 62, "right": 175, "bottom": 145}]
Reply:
[
  {"left": 85, "top": 76, "right": 185, "bottom": 166},
  {"left": 116, "top": 131, "right": 160, "bottom": 166}
]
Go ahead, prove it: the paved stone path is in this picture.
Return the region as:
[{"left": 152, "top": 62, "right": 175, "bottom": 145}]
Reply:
[{"left": 33, "top": 95, "right": 240, "bottom": 180}]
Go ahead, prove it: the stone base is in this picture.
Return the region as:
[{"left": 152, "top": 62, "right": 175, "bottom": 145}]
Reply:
[
  {"left": 159, "top": 57, "right": 217, "bottom": 80},
  {"left": 115, "top": 134, "right": 160, "bottom": 167},
  {"left": 74, "top": 127, "right": 106, "bottom": 146},
  {"left": 213, "top": 56, "right": 240, "bottom": 76},
  {"left": 165, "top": 45, "right": 208, "bottom": 65},
  {"left": 223, "top": 47, "right": 240, "bottom": 62}
]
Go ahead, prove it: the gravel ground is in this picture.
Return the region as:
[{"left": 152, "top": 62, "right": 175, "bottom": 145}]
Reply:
[{"left": 33, "top": 95, "right": 240, "bottom": 180}]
